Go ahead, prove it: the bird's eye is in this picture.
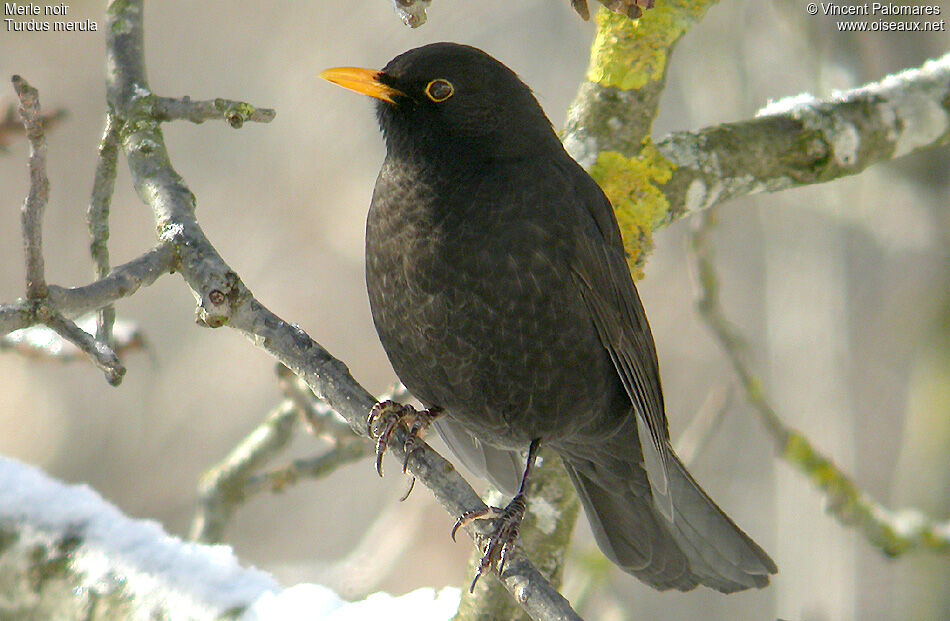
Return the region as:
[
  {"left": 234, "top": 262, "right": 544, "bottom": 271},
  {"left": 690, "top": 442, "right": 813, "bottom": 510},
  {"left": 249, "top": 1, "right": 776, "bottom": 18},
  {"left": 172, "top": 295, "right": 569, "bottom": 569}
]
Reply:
[{"left": 424, "top": 79, "right": 454, "bottom": 103}]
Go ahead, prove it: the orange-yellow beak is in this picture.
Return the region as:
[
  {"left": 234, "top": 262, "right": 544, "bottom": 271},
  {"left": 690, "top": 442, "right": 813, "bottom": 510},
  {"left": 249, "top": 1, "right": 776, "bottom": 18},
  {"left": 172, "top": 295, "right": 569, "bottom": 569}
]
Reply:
[{"left": 319, "top": 67, "right": 404, "bottom": 104}]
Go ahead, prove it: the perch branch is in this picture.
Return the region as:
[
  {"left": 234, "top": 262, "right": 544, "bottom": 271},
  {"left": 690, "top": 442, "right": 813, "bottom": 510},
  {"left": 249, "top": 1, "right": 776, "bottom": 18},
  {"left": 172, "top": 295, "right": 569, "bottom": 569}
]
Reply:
[{"left": 689, "top": 207, "right": 950, "bottom": 556}]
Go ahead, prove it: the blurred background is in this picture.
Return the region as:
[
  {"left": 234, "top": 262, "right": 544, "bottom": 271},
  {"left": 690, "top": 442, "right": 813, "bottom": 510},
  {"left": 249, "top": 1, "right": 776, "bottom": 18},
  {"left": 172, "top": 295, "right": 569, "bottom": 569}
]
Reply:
[{"left": 1, "top": 1, "right": 947, "bottom": 619}]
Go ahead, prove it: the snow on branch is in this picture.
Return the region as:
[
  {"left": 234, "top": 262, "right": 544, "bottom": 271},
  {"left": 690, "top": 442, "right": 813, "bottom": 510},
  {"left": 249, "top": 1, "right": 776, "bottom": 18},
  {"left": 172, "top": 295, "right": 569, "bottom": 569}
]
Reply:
[
  {"left": 0, "top": 457, "right": 460, "bottom": 620},
  {"left": 0, "top": 456, "right": 276, "bottom": 618},
  {"left": 658, "top": 53, "right": 950, "bottom": 220}
]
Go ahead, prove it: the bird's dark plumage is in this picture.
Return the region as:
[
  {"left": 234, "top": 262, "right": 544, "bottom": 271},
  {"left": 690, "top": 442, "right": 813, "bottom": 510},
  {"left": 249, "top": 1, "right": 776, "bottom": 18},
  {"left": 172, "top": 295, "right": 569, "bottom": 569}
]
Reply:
[{"left": 322, "top": 42, "right": 776, "bottom": 592}]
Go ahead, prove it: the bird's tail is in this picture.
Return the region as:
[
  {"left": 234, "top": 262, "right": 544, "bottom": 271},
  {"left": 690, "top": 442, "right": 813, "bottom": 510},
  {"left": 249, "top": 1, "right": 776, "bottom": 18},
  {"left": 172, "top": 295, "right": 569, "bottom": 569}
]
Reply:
[{"left": 561, "top": 447, "right": 777, "bottom": 593}]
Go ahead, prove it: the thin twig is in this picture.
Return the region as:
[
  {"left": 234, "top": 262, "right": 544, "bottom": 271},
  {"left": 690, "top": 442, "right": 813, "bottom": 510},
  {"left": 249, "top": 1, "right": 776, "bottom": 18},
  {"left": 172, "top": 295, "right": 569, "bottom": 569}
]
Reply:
[
  {"left": 12, "top": 76, "right": 50, "bottom": 300},
  {"left": 43, "top": 312, "right": 125, "bottom": 386},
  {"left": 390, "top": 0, "right": 431, "bottom": 27},
  {"left": 689, "top": 209, "right": 788, "bottom": 442},
  {"left": 5, "top": 77, "right": 127, "bottom": 386},
  {"left": 243, "top": 440, "right": 373, "bottom": 496},
  {"left": 689, "top": 207, "right": 949, "bottom": 556},
  {"left": 150, "top": 96, "right": 276, "bottom": 128},
  {"left": 0, "top": 244, "right": 178, "bottom": 336},
  {"left": 389, "top": 0, "right": 654, "bottom": 26},
  {"left": 49, "top": 245, "right": 177, "bottom": 318},
  {"left": 194, "top": 375, "right": 400, "bottom": 542},
  {"left": 190, "top": 400, "right": 300, "bottom": 543},
  {"left": 87, "top": 113, "right": 121, "bottom": 353},
  {"left": 1, "top": 315, "right": 147, "bottom": 362},
  {"left": 0, "top": 100, "right": 66, "bottom": 149}
]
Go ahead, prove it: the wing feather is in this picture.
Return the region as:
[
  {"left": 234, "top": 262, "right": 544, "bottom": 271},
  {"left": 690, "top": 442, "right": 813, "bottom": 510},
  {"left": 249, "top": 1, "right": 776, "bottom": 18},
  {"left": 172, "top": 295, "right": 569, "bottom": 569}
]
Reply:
[{"left": 567, "top": 167, "right": 673, "bottom": 518}]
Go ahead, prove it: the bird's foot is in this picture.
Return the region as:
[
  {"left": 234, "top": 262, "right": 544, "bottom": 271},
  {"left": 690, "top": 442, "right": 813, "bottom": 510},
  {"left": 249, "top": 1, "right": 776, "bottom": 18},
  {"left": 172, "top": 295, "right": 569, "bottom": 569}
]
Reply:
[
  {"left": 452, "top": 492, "right": 528, "bottom": 591},
  {"left": 366, "top": 400, "right": 441, "bottom": 477}
]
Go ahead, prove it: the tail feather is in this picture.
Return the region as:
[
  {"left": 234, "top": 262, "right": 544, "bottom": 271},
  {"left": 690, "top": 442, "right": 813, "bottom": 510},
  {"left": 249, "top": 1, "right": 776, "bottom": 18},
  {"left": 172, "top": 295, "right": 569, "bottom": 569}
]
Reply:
[
  {"left": 433, "top": 418, "right": 777, "bottom": 593},
  {"left": 564, "top": 458, "right": 700, "bottom": 591},
  {"left": 665, "top": 452, "right": 776, "bottom": 591},
  {"left": 561, "top": 447, "right": 776, "bottom": 593}
]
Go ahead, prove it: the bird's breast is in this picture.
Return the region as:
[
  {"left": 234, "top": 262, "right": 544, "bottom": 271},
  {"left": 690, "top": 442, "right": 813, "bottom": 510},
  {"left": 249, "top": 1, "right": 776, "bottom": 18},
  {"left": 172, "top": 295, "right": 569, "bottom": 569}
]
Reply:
[{"left": 365, "top": 156, "right": 627, "bottom": 448}]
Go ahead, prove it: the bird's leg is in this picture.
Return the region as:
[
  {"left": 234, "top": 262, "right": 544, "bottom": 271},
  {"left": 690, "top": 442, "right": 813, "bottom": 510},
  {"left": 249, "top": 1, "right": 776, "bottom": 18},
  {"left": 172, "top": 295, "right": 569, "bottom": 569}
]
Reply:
[
  {"left": 366, "top": 400, "right": 442, "bottom": 477},
  {"left": 452, "top": 438, "right": 541, "bottom": 591}
]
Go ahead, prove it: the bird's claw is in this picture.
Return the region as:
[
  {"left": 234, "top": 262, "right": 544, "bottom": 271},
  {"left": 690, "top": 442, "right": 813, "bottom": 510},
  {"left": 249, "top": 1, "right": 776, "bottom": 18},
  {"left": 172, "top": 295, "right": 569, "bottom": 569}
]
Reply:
[
  {"left": 402, "top": 408, "right": 438, "bottom": 473},
  {"left": 367, "top": 400, "right": 408, "bottom": 477},
  {"left": 453, "top": 493, "right": 528, "bottom": 591},
  {"left": 366, "top": 400, "right": 440, "bottom": 479}
]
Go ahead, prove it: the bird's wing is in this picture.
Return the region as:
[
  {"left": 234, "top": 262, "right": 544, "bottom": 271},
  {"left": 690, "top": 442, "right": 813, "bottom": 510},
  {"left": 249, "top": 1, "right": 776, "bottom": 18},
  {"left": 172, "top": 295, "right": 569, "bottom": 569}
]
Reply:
[{"left": 567, "top": 164, "right": 673, "bottom": 519}]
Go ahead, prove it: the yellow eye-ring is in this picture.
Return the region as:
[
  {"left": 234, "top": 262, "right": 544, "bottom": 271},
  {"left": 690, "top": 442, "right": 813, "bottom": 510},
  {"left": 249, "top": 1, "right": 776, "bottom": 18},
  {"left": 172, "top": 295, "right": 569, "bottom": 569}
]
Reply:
[{"left": 425, "top": 79, "right": 454, "bottom": 103}]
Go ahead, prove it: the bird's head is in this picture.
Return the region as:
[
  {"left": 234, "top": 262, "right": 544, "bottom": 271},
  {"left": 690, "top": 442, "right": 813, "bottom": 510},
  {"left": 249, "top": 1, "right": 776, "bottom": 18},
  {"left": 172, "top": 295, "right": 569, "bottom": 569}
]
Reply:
[{"left": 320, "top": 43, "right": 559, "bottom": 162}]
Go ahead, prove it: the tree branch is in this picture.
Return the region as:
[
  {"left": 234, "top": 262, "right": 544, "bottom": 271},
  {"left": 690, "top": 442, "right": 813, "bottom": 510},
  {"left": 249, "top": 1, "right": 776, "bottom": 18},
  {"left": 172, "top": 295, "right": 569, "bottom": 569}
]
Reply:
[
  {"left": 0, "top": 99, "right": 65, "bottom": 150},
  {"left": 1, "top": 315, "right": 147, "bottom": 361},
  {"left": 42, "top": 312, "right": 124, "bottom": 384},
  {"left": 659, "top": 53, "right": 950, "bottom": 221},
  {"left": 565, "top": 2, "right": 718, "bottom": 162},
  {"left": 565, "top": 13, "right": 948, "bottom": 269},
  {"left": 87, "top": 112, "right": 120, "bottom": 361},
  {"left": 0, "top": 244, "right": 177, "bottom": 335},
  {"left": 150, "top": 95, "right": 276, "bottom": 127},
  {"left": 52, "top": 245, "right": 178, "bottom": 317},
  {"left": 190, "top": 400, "right": 299, "bottom": 544},
  {"left": 13, "top": 75, "right": 50, "bottom": 300},
  {"left": 563, "top": 2, "right": 719, "bottom": 275},
  {"left": 191, "top": 367, "right": 376, "bottom": 544},
  {"left": 3, "top": 76, "right": 126, "bottom": 385},
  {"left": 689, "top": 207, "right": 950, "bottom": 557}
]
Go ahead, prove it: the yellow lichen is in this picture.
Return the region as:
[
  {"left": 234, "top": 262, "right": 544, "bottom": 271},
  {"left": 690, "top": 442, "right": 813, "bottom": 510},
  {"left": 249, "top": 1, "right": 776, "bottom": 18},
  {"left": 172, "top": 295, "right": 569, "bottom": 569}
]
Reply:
[
  {"left": 588, "top": 141, "right": 674, "bottom": 277},
  {"left": 586, "top": 1, "right": 718, "bottom": 91}
]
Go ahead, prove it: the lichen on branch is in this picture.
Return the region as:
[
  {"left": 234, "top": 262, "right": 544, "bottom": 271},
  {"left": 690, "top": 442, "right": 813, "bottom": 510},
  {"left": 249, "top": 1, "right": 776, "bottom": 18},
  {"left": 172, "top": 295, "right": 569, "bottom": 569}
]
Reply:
[{"left": 588, "top": 141, "right": 673, "bottom": 276}]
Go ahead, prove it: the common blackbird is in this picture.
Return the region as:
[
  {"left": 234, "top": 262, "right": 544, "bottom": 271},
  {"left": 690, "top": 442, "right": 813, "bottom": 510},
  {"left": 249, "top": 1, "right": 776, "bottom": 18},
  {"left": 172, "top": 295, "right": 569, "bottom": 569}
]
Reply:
[{"left": 320, "top": 42, "right": 777, "bottom": 593}]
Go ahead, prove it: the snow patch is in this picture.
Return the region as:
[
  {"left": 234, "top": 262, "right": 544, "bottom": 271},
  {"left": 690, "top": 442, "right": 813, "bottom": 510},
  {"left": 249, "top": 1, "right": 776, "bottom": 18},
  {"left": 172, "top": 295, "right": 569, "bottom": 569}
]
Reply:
[
  {"left": 0, "top": 456, "right": 278, "bottom": 616},
  {"left": 245, "top": 585, "right": 459, "bottom": 621},
  {"left": 756, "top": 92, "right": 819, "bottom": 118}
]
